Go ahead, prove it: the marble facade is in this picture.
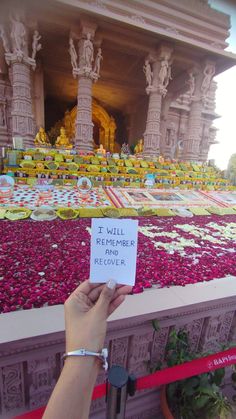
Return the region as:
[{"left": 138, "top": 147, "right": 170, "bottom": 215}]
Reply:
[{"left": 0, "top": 0, "right": 235, "bottom": 160}]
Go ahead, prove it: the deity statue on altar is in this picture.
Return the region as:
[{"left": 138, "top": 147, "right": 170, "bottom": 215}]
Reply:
[
  {"left": 121, "top": 142, "right": 131, "bottom": 155},
  {"left": 134, "top": 138, "right": 144, "bottom": 154},
  {"left": 96, "top": 143, "right": 106, "bottom": 155},
  {"left": 55, "top": 127, "right": 73, "bottom": 148},
  {"left": 34, "top": 127, "right": 51, "bottom": 147}
]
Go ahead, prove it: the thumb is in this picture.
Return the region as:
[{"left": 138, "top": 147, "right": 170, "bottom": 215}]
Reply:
[{"left": 96, "top": 279, "right": 116, "bottom": 315}]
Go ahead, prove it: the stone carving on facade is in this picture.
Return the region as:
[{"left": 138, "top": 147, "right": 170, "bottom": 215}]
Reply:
[
  {"left": 31, "top": 30, "right": 42, "bottom": 61},
  {"left": 165, "top": 26, "right": 179, "bottom": 35},
  {"left": 186, "top": 71, "right": 195, "bottom": 98},
  {"left": 10, "top": 13, "right": 26, "bottom": 55},
  {"left": 90, "top": 0, "right": 107, "bottom": 10},
  {"left": 0, "top": 103, "right": 6, "bottom": 126},
  {"left": 175, "top": 139, "right": 184, "bottom": 159},
  {"left": 199, "top": 312, "right": 235, "bottom": 352},
  {"left": 201, "top": 62, "right": 215, "bottom": 99},
  {"left": 158, "top": 54, "right": 172, "bottom": 96},
  {"left": 150, "top": 326, "right": 170, "bottom": 367},
  {"left": 72, "top": 29, "right": 103, "bottom": 150},
  {"left": 182, "top": 318, "right": 205, "bottom": 351},
  {"left": 219, "top": 311, "right": 235, "bottom": 343},
  {"left": 83, "top": 32, "right": 94, "bottom": 70},
  {"left": 110, "top": 336, "right": 129, "bottom": 367},
  {"left": 0, "top": 302, "right": 235, "bottom": 418},
  {"left": 73, "top": 33, "right": 102, "bottom": 82},
  {"left": 130, "top": 14, "right": 146, "bottom": 24},
  {"left": 128, "top": 332, "right": 153, "bottom": 375},
  {"left": 165, "top": 122, "right": 177, "bottom": 159},
  {"left": 143, "top": 59, "right": 153, "bottom": 92},
  {"left": 199, "top": 123, "right": 211, "bottom": 161},
  {"left": 93, "top": 47, "right": 103, "bottom": 80},
  {"left": 0, "top": 25, "right": 11, "bottom": 53},
  {"left": 209, "top": 126, "right": 217, "bottom": 145},
  {"left": 0, "top": 17, "right": 41, "bottom": 145},
  {"left": 28, "top": 356, "right": 56, "bottom": 409},
  {"left": 1, "top": 363, "right": 25, "bottom": 413},
  {"left": 0, "top": 18, "right": 42, "bottom": 71},
  {"left": 68, "top": 37, "right": 78, "bottom": 77}
]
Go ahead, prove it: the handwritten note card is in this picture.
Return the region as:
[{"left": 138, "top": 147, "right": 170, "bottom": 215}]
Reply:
[{"left": 90, "top": 218, "right": 138, "bottom": 286}]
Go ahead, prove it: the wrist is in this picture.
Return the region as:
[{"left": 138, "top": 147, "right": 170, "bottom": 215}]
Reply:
[{"left": 62, "top": 356, "right": 100, "bottom": 386}]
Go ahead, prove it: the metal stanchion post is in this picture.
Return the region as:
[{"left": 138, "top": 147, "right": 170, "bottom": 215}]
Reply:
[{"left": 106, "top": 365, "right": 129, "bottom": 419}]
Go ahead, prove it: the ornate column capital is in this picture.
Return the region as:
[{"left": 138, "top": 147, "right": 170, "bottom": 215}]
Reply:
[
  {"left": 69, "top": 23, "right": 102, "bottom": 82},
  {"left": 187, "top": 60, "right": 216, "bottom": 104},
  {"left": 0, "top": 15, "right": 42, "bottom": 71},
  {"left": 143, "top": 44, "right": 174, "bottom": 97}
]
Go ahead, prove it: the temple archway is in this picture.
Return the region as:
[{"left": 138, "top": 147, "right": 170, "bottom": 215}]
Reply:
[{"left": 62, "top": 99, "right": 118, "bottom": 152}]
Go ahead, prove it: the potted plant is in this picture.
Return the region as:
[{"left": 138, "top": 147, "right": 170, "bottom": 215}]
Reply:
[{"left": 151, "top": 324, "right": 233, "bottom": 419}]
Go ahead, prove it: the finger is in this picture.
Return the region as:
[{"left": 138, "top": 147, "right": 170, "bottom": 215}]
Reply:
[
  {"left": 112, "top": 285, "right": 132, "bottom": 298},
  {"left": 88, "top": 284, "right": 104, "bottom": 302},
  {"left": 88, "top": 284, "right": 131, "bottom": 303},
  {"left": 72, "top": 280, "right": 101, "bottom": 297},
  {"left": 95, "top": 279, "right": 116, "bottom": 315},
  {"left": 108, "top": 295, "right": 126, "bottom": 316}
]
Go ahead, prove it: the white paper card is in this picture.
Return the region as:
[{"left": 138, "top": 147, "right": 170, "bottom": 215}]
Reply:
[{"left": 90, "top": 218, "right": 138, "bottom": 286}]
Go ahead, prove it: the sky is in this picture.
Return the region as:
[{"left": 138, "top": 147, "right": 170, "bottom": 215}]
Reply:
[{"left": 208, "top": 0, "right": 236, "bottom": 169}]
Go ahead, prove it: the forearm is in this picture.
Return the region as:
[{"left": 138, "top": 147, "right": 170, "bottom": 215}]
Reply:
[{"left": 43, "top": 357, "right": 100, "bottom": 419}]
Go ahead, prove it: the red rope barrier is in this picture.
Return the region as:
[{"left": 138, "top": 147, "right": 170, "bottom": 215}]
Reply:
[
  {"left": 14, "top": 347, "right": 236, "bottom": 419},
  {"left": 136, "top": 346, "right": 236, "bottom": 391}
]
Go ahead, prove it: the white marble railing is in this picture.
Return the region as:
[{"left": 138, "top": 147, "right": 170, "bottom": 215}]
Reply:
[{"left": 0, "top": 277, "right": 236, "bottom": 418}]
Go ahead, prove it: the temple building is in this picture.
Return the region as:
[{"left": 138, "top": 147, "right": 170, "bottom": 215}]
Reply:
[{"left": 0, "top": 0, "right": 236, "bottom": 161}]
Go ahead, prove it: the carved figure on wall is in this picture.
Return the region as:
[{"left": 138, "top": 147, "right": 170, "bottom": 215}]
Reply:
[
  {"left": 93, "top": 47, "right": 103, "bottom": 76},
  {"left": 83, "top": 33, "right": 94, "bottom": 69},
  {"left": 0, "top": 104, "right": 6, "bottom": 126},
  {"left": 200, "top": 124, "right": 210, "bottom": 155},
  {"left": 201, "top": 63, "right": 215, "bottom": 97},
  {"left": 68, "top": 37, "right": 78, "bottom": 70},
  {"left": 159, "top": 55, "right": 172, "bottom": 89},
  {"left": 175, "top": 139, "right": 184, "bottom": 159},
  {"left": 55, "top": 127, "right": 73, "bottom": 148},
  {"left": 34, "top": 127, "right": 50, "bottom": 146},
  {"left": 10, "top": 14, "right": 26, "bottom": 53},
  {"left": 0, "top": 25, "right": 10, "bottom": 53},
  {"left": 166, "top": 122, "right": 177, "bottom": 159},
  {"left": 134, "top": 138, "right": 144, "bottom": 154},
  {"left": 143, "top": 60, "right": 153, "bottom": 88},
  {"left": 32, "top": 30, "right": 42, "bottom": 60},
  {"left": 186, "top": 71, "right": 195, "bottom": 97}
]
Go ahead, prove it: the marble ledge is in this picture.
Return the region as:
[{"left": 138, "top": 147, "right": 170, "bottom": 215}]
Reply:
[{"left": 0, "top": 276, "right": 235, "bottom": 345}]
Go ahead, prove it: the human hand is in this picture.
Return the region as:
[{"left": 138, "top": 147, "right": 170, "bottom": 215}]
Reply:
[{"left": 64, "top": 279, "right": 132, "bottom": 355}]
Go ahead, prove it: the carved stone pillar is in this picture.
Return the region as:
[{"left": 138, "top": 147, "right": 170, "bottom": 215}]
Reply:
[
  {"left": 0, "top": 15, "right": 42, "bottom": 148},
  {"left": 143, "top": 45, "right": 173, "bottom": 157},
  {"left": 183, "top": 61, "right": 215, "bottom": 161},
  {"left": 10, "top": 60, "right": 36, "bottom": 147},
  {"left": 69, "top": 23, "right": 103, "bottom": 151},
  {"left": 183, "top": 93, "right": 203, "bottom": 161},
  {"left": 0, "top": 45, "right": 9, "bottom": 146},
  {"left": 75, "top": 75, "right": 93, "bottom": 151},
  {"left": 32, "top": 62, "right": 45, "bottom": 129}
]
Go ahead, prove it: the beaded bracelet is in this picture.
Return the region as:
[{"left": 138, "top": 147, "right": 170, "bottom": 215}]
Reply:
[{"left": 62, "top": 348, "right": 108, "bottom": 371}]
